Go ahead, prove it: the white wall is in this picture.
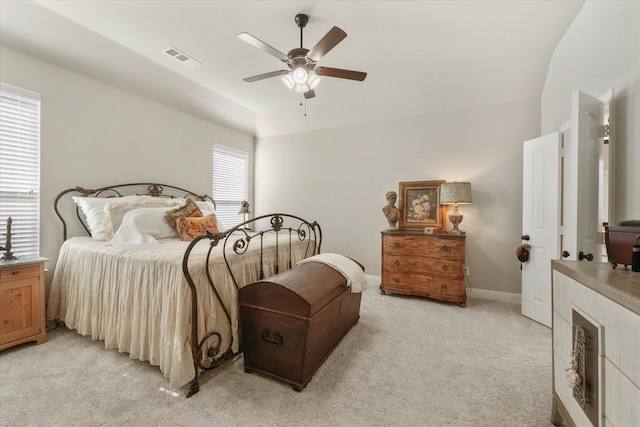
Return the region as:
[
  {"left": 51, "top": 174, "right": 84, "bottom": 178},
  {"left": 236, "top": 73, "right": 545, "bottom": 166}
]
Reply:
[
  {"left": 0, "top": 46, "right": 254, "bottom": 283},
  {"left": 542, "top": 0, "right": 640, "bottom": 222},
  {"left": 255, "top": 100, "right": 540, "bottom": 295}
]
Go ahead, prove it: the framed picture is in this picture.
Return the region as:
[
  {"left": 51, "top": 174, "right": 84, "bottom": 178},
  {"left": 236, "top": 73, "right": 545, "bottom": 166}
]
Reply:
[{"left": 398, "top": 180, "right": 445, "bottom": 230}]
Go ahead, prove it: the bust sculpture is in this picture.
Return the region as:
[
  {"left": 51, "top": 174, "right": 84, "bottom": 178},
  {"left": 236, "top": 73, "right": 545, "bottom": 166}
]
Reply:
[{"left": 382, "top": 191, "right": 401, "bottom": 230}]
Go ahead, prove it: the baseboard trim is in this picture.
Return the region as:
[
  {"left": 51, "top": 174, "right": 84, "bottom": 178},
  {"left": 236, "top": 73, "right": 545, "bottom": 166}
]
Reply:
[
  {"left": 467, "top": 288, "right": 521, "bottom": 305},
  {"left": 365, "top": 275, "right": 521, "bottom": 305}
]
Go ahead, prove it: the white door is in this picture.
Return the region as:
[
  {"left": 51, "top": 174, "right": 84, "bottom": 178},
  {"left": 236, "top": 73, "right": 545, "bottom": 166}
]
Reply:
[
  {"left": 563, "top": 91, "right": 606, "bottom": 262},
  {"left": 521, "top": 133, "right": 561, "bottom": 327}
]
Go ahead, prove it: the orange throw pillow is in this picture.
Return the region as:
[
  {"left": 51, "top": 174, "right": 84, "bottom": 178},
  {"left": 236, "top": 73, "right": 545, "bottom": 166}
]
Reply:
[{"left": 176, "top": 214, "right": 220, "bottom": 241}]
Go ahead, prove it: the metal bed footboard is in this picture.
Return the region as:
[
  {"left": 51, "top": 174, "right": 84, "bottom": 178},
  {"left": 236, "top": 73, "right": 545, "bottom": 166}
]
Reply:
[{"left": 181, "top": 213, "right": 322, "bottom": 397}]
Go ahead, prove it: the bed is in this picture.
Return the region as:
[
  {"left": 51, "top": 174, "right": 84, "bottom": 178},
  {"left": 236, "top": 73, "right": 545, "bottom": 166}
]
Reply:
[{"left": 46, "top": 183, "right": 321, "bottom": 397}]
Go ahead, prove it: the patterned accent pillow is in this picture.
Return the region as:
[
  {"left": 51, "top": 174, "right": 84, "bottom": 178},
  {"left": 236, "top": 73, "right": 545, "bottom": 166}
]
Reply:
[
  {"left": 164, "top": 199, "right": 202, "bottom": 228},
  {"left": 176, "top": 214, "right": 220, "bottom": 241}
]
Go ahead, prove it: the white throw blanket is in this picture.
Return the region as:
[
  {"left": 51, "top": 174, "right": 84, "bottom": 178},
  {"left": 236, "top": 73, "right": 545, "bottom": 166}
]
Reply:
[{"left": 297, "top": 253, "right": 368, "bottom": 293}]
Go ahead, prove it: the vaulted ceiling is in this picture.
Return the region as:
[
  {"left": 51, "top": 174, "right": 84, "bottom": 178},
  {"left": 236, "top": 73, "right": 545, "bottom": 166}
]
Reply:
[{"left": 0, "top": 1, "right": 585, "bottom": 137}]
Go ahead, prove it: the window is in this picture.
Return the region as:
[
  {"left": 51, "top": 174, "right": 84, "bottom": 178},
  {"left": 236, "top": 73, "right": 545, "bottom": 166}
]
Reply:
[
  {"left": 0, "top": 84, "right": 41, "bottom": 258},
  {"left": 213, "top": 144, "right": 248, "bottom": 229}
]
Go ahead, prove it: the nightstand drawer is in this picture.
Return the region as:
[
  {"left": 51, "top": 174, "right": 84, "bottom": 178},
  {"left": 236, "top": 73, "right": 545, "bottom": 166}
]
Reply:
[{"left": 0, "top": 264, "right": 41, "bottom": 281}]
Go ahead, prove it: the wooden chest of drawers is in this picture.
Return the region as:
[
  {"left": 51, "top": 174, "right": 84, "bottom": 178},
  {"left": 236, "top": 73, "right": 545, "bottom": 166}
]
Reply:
[
  {"left": 1, "top": 257, "right": 48, "bottom": 351},
  {"left": 380, "top": 231, "right": 466, "bottom": 306}
]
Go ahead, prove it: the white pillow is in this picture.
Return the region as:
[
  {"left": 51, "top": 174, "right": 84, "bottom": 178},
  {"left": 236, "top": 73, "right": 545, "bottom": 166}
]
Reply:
[
  {"left": 108, "top": 207, "right": 179, "bottom": 245},
  {"left": 103, "top": 197, "right": 182, "bottom": 239},
  {"left": 72, "top": 195, "right": 147, "bottom": 240},
  {"left": 195, "top": 200, "right": 216, "bottom": 213}
]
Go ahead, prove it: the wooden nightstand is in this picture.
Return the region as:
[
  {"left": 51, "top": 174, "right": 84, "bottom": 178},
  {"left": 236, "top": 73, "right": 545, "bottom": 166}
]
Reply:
[
  {"left": 0, "top": 257, "right": 48, "bottom": 350},
  {"left": 380, "top": 231, "right": 466, "bottom": 306}
]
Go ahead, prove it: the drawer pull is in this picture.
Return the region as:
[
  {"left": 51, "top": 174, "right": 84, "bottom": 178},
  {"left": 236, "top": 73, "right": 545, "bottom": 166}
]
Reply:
[
  {"left": 441, "top": 245, "right": 449, "bottom": 252},
  {"left": 394, "top": 260, "right": 400, "bottom": 266},
  {"left": 441, "top": 284, "right": 448, "bottom": 290},
  {"left": 261, "top": 329, "right": 283, "bottom": 346},
  {"left": 393, "top": 278, "right": 399, "bottom": 284},
  {"left": 441, "top": 265, "right": 448, "bottom": 271},
  {"left": 12, "top": 271, "right": 19, "bottom": 275},
  {"left": 394, "top": 243, "right": 400, "bottom": 248}
]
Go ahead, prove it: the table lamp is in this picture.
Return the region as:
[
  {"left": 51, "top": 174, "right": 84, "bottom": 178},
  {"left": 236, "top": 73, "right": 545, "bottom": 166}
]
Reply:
[
  {"left": 440, "top": 182, "right": 472, "bottom": 234},
  {"left": 238, "top": 200, "right": 251, "bottom": 229}
]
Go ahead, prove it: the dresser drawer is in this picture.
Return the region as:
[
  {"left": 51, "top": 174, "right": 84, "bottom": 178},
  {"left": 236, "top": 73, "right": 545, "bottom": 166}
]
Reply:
[
  {"left": 383, "top": 234, "right": 429, "bottom": 255},
  {"left": 382, "top": 273, "right": 465, "bottom": 298},
  {"left": 428, "top": 239, "right": 464, "bottom": 259},
  {"left": 383, "top": 234, "right": 464, "bottom": 259},
  {"left": 383, "top": 254, "right": 463, "bottom": 278}
]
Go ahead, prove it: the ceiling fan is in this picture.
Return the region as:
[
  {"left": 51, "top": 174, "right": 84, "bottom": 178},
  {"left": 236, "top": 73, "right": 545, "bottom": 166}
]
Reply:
[{"left": 238, "top": 13, "right": 367, "bottom": 99}]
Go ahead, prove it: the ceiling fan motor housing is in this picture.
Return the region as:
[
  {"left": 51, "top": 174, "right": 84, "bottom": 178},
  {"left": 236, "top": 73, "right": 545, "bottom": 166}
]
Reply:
[{"left": 287, "top": 48, "right": 315, "bottom": 70}]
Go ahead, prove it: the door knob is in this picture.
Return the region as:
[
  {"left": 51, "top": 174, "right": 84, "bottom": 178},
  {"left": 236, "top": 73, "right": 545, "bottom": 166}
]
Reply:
[
  {"left": 521, "top": 235, "right": 530, "bottom": 241},
  {"left": 578, "top": 251, "right": 594, "bottom": 261},
  {"left": 562, "top": 251, "right": 570, "bottom": 258}
]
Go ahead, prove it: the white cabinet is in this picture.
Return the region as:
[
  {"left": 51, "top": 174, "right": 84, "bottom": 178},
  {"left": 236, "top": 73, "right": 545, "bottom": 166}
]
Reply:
[{"left": 551, "top": 260, "right": 640, "bottom": 427}]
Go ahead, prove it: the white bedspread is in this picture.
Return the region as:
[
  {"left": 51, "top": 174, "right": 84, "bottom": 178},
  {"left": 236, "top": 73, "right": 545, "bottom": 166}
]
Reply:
[
  {"left": 297, "top": 253, "right": 368, "bottom": 292},
  {"left": 47, "top": 234, "right": 313, "bottom": 388}
]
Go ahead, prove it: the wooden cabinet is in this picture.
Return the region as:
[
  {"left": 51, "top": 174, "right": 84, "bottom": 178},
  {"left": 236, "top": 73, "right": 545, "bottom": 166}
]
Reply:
[
  {"left": 380, "top": 231, "right": 466, "bottom": 307},
  {"left": 0, "top": 257, "right": 47, "bottom": 351}
]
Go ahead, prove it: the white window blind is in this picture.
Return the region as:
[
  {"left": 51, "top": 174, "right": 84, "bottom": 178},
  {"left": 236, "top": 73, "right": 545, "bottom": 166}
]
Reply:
[
  {"left": 0, "top": 84, "right": 41, "bottom": 257},
  {"left": 213, "top": 144, "right": 248, "bottom": 229}
]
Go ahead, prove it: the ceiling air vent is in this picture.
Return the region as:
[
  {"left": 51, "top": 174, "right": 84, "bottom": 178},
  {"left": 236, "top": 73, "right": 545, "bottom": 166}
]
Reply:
[{"left": 162, "top": 46, "right": 202, "bottom": 69}]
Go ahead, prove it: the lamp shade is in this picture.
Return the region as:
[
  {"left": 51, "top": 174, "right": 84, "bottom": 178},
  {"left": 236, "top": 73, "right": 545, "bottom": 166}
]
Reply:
[
  {"left": 238, "top": 200, "right": 251, "bottom": 214},
  {"left": 440, "top": 182, "right": 472, "bottom": 205}
]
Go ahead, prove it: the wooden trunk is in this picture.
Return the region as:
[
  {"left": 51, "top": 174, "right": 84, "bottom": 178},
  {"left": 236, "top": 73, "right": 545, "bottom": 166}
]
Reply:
[
  {"left": 239, "top": 262, "right": 362, "bottom": 391},
  {"left": 605, "top": 224, "right": 640, "bottom": 268}
]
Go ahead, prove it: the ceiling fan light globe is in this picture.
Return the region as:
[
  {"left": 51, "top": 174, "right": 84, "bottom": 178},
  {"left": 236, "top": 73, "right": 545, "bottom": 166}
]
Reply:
[
  {"left": 292, "top": 67, "right": 308, "bottom": 85},
  {"left": 309, "top": 74, "right": 321, "bottom": 90},
  {"left": 281, "top": 74, "right": 294, "bottom": 89}
]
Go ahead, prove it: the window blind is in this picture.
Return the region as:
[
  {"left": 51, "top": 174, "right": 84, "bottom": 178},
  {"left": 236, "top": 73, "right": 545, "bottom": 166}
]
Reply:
[
  {"left": 0, "top": 84, "right": 41, "bottom": 257},
  {"left": 213, "top": 144, "right": 248, "bottom": 229}
]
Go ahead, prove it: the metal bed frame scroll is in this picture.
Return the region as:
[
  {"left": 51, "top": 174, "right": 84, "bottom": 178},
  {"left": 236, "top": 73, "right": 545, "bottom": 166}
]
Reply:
[
  {"left": 53, "top": 183, "right": 322, "bottom": 397},
  {"left": 182, "top": 212, "right": 322, "bottom": 397}
]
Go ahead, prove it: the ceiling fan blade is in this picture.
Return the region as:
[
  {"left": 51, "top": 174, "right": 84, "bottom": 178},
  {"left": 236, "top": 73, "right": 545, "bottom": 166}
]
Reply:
[
  {"left": 307, "top": 26, "right": 347, "bottom": 61},
  {"left": 316, "top": 67, "right": 367, "bottom": 81},
  {"left": 238, "top": 32, "right": 289, "bottom": 62},
  {"left": 243, "top": 70, "right": 289, "bottom": 83},
  {"left": 304, "top": 90, "right": 316, "bottom": 99}
]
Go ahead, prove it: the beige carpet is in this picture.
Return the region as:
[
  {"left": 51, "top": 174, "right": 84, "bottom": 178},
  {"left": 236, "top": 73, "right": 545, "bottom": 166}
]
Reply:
[{"left": 0, "top": 278, "right": 556, "bottom": 427}]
